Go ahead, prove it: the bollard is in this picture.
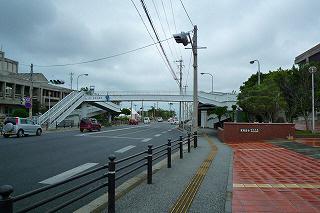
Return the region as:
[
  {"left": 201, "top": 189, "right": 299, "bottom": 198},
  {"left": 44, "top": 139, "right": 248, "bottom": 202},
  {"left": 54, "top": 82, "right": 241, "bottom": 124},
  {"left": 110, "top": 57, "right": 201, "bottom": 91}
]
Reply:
[
  {"left": 194, "top": 131, "right": 198, "bottom": 148},
  {"left": 187, "top": 133, "right": 191, "bottom": 153},
  {"left": 108, "top": 155, "right": 116, "bottom": 213},
  {"left": 56, "top": 121, "right": 58, "bottom": 129},
  {"left": 0, "top": 185, "right": 14, "bottom": 213},
  {"left": 179, "top": 135, "right": 183, "bottom": 159},
  {"left": 167, "top": 139, "right": 172, "bottom": 168},
  {"left": 147, "top": 144, "right": 153, "bottom": 184}
]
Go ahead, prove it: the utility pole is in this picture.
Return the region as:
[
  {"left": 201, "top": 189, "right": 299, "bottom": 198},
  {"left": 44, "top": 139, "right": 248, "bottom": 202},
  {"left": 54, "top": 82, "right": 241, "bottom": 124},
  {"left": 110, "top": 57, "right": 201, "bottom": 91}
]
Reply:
[
  {"left": 70, "top": 72, "right": 74, "bottom": 90},
  {"left": 176, "top": 58, "right": 184, "bottom": 127},
  {"left": 192, "top": 25, "right": 198, "bottom": 133},
  {"left": 29, "top": 63, "right": 33, "bottom": 118}
]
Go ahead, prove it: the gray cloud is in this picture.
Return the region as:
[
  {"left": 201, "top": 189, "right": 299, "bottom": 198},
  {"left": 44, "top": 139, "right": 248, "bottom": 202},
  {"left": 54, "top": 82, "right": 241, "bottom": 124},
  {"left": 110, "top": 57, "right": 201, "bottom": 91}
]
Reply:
[{"left": 1, "top": 0, "right": 319, "bottom": 95}]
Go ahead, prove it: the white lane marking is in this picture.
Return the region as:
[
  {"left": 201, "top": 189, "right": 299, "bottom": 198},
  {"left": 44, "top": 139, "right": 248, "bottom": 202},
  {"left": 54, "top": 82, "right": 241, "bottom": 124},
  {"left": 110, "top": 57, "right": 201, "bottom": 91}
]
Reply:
[
  {"left": 89, "top": 136, "right": 145, "bottom": 140},
  {"left": 115, "top": 145, "right": 136, "bottom": 153},
  {"left": 142, "top": 138, "right": 152, "bottom": 143},
  {"left": 161, "top": 131, "right": 166, "bottom": 134},
  {"left": 39, "top": 163, "right": 98, "bottom": 185},
  {"left": 168, "top": 129, "right": 172, "bottom": 132},
  {"left": 75, "top": 126, "right": 141, "bottom": 136},
  {"left": 154, "top": 134, "right": 161, "bottom": 137}
]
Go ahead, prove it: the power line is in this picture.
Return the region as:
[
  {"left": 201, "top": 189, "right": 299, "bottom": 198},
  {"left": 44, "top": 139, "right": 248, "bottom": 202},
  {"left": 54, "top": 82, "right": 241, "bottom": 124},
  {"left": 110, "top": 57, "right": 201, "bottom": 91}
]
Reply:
[
  {"left": 139, "top": 0, "right": 179, "bottom": 85},
  {"left": 160, "top": 0, "right": 181, "bottom": 59},
  {"left": 185, "top": 51, "right": 192, "bottom": 87},
  {"left": 151, "top": 0, "right": 175, "bottom": 60},
  {"left": 130, "top": 0, "right": 171, "bottom": 72},
  {"left": 179, "top": 0, "right": 194, "bottom": 27},
  {"left": 31, "top": 37, "right": 172, "bottom": 68},
  {"left": 169, "top": 0, "right": 178, "bottom": 34}
]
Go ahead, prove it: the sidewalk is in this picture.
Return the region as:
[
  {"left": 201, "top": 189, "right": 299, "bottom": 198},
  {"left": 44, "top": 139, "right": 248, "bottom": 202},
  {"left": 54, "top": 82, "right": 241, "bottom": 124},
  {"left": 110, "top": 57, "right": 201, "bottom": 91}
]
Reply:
[{"left": 113, "top": 129, "right": 233, "bottom": 213}]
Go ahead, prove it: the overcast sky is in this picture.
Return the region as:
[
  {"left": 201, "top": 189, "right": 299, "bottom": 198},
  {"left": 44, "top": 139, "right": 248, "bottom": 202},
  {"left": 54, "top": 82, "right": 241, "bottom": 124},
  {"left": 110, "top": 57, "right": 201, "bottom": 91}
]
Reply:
[{"left": 1, "top": 0, "right": 320, "bottom": 95}]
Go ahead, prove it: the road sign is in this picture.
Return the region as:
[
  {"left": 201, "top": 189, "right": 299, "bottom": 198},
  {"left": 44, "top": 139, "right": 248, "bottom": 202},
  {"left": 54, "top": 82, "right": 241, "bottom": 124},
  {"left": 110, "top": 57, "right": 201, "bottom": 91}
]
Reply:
[
  {"left": 25, "top": 102, "right": 32, "bottom": 108},
  {"left": 25, "top": 97, "right": 31, "bottom": 103}
]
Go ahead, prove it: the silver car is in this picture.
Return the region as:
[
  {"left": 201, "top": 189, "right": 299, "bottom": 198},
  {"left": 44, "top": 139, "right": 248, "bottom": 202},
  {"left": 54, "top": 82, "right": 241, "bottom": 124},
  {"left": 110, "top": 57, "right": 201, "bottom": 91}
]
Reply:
[{"left": 3, "top": 117, "right": 42, "bottom": 138}]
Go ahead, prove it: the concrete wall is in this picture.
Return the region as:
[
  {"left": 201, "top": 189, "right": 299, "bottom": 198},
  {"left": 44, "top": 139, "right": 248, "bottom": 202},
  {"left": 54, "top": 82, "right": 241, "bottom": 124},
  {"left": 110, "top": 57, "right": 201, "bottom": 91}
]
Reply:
[{"left": 218, "top": 122, "right": 295, "bottom": 143}]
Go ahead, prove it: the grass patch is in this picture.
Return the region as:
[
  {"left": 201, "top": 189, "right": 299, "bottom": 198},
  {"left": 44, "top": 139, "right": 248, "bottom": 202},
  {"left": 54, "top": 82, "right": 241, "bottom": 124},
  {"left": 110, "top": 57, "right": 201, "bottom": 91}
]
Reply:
[{"left": 296, "top": 130, "right": 320, "bottom": 136}]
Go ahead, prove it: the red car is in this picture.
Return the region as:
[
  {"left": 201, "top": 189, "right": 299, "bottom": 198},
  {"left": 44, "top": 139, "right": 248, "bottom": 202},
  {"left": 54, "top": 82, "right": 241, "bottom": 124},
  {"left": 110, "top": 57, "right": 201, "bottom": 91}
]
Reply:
[
  {"left": 129, "top": 118, "right": 138, "bottom": 125},
  {"left": 80, "top": 118, "right": 101, "bottom": 132}
]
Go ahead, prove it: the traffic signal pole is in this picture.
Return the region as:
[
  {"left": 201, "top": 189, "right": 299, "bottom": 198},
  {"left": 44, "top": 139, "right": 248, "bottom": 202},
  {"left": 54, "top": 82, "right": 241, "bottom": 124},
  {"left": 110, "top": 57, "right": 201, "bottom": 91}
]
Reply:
[
  {"left": 192, "top": 25, "right": 198, "bottom": 133},
  {"left": 29, "top": 63, "right": 33, "bottom": 118}
]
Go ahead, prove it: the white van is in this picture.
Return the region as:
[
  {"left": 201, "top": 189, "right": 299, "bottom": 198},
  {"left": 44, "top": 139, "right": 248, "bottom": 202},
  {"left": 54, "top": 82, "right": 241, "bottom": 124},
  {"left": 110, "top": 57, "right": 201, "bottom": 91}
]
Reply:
[{"left": 143, "top": 117, "right": 150, "bottom": 124}]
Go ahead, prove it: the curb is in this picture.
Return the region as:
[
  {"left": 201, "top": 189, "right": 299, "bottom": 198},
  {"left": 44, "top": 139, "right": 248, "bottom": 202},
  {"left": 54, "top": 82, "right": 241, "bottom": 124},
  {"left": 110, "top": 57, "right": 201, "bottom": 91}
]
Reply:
[{"left": 74, "top": 150, "right": 183, "bottom": 213}]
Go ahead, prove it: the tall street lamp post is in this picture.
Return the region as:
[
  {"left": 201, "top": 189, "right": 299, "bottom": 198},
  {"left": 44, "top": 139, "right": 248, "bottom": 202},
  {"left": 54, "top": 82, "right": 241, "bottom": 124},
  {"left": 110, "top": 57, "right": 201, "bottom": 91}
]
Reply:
[
  {"left": 250, "top": 59, "right": 261, "bottom": 85},
  {"left": 200, "top": 72, "right": 213, "bottom": 93},
  {"left": 77, "top": 74, "right": 89, "bottom": 91},
  {"left": 309, "top": 66, "right": 317, "bottom": 133}
]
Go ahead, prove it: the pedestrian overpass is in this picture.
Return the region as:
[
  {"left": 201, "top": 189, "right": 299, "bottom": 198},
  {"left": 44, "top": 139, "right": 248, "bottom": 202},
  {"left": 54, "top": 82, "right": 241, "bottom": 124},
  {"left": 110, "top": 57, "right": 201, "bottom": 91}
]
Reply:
[{"left": 37, "top": 90, "right": 237, "bottom": 128}]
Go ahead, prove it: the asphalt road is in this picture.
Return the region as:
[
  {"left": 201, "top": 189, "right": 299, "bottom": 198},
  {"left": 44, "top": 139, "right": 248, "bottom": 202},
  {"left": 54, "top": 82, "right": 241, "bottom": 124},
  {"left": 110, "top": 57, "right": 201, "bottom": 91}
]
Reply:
[{"left": 0, "top": 122, "right": 183, "bottom": 212}]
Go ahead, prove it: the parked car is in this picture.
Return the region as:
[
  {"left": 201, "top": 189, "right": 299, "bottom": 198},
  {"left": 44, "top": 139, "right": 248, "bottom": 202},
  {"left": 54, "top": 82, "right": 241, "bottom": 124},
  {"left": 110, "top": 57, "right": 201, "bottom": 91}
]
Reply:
[
  {"left": 80, "top": 118, "right": 101, "bottom": 132},
  {"left": 170, "top": 119, "right": 179, "bottom": 125},
  {"left": 157, "top": 117, "right": 163, "bottom": 122},
  {"left": 129, "top": 118, "right": 138, "bottom": 125},
  {"left": 143, "top": 117, "right": 150, "bottom": 124},
  {"left": 2, "top": 117, "right": 42, "bottom": 138}
]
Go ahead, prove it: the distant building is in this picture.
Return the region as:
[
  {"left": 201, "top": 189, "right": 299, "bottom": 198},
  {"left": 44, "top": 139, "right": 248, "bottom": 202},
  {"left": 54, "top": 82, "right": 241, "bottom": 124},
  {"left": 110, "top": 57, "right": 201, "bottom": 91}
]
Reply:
[
  {"left": 0, "top": 51, "right": 72, "bottom": 116},
  {"left": 295, "top": 43, "right": 320, "bottom": 65}
]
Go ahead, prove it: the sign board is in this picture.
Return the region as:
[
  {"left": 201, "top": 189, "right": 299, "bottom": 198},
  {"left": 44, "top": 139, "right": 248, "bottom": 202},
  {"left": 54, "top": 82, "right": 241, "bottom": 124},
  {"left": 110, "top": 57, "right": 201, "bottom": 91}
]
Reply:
[
  {"left": 25, "top": 97, "right": 31, "bottom": 103},
  {"left": 25, "top": 102, "right": 32, "bottom": 109},
  {"left": 240, "top": 128, "right": 259, "bottom": 133},
  {"left": 85, "top": 95, "right": 111, "bottom": 102}
]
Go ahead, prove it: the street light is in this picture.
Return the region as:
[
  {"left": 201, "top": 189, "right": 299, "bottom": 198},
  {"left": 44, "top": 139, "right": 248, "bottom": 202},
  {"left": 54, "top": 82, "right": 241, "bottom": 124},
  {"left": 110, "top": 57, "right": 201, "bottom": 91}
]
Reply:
[
  {"left": 309, "top": 66, "right": 317, "bottom": 133},
  {"left": 77, "top": 74, "right": 89, "bottom": 91},
  {"left": 250, "top": 59, "right": 261, "bottom": 85},
  {"left": 200, "top": 72, "right": 213, "bottom": 93}
]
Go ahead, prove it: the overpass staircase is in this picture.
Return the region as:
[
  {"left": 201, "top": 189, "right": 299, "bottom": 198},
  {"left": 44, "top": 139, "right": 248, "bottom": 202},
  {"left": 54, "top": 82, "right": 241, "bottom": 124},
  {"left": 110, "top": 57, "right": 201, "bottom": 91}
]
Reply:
[{"left": 37, "top": 91, "right": 86, "bottom": 128}]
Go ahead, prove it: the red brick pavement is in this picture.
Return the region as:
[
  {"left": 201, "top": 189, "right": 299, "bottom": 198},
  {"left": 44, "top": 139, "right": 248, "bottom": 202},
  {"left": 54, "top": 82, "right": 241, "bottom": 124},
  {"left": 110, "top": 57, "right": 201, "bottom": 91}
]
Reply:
[{"left": 231, "top": 142, "right": 320, "bottom": 213}]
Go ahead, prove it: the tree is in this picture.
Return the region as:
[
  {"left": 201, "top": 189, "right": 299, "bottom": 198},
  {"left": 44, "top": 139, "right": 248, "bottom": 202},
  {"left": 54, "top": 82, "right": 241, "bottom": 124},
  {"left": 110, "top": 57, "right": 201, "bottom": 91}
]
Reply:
[
  {"left": 121, "top": 108, "right": 131, "bottom": 115},
  {"left": 209, "top": 106, "right": 228, "bottom": 127},
  {"left": 12, "top": 108, "right": 29, "bottom": 118}
]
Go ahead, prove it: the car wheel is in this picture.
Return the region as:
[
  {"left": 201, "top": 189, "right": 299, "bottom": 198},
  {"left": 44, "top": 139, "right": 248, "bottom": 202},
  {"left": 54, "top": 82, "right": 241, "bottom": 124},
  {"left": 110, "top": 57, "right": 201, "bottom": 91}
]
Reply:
[
  {"left": 17, "top": 129, "right": 24, "bottom": 138},
  {"left": 97, "top": 128, "right": 101, "bottom": 131},
  {"left": 3, "top": 134, "right": 9, "bottom": 138},
  {"left": 36, "top": 128, "right": 42, "bottom": 136},
  {"left": 80, "top": 129, "right": 84, "bottom": 132},
  {"left": 88, "top": 129, "right": 92, "bottom": 132}
]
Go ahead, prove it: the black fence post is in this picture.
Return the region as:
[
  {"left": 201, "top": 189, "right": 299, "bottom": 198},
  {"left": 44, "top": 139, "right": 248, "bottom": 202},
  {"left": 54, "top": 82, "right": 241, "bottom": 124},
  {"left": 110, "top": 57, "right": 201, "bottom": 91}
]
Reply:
[
  {"left": 108, "top": 155, "right": 116, "bottom": 213},
  {"left": 179, "top": 135, "right": 183, "bottom": 159},
  {"left": 187, "top": 133, "right": 191, "bottom": 153},
  {"left": 0, "top": 185, "right": 14, "bottom": 213},
  {"left": 194, "top": 131, "right": 198, "bottom": 148},
  {"left": 167, "top": 139, "right": 172, "bottom": 168},
  {"left": 56, "top": 121, "right": 58, "bottom": 129},
  {"left": 147, "top": 144, "right": 153, "bottom": 184}
]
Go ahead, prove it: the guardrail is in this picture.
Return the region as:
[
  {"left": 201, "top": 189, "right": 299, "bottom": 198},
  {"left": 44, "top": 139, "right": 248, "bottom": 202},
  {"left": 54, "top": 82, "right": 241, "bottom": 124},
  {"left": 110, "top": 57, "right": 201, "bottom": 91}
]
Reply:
[{"left": 0, "top": 132, "right": 198, "bottom": 213}]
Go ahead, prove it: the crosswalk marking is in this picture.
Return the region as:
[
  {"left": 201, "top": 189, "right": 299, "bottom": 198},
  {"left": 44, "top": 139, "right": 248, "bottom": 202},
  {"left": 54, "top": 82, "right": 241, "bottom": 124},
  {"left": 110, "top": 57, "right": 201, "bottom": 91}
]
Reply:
[
  {"left": 39, "top": 163, "right": 98, "bottom": 185},
  {"left": 115, "top": 145, "right": 136, "bottom": 153}
]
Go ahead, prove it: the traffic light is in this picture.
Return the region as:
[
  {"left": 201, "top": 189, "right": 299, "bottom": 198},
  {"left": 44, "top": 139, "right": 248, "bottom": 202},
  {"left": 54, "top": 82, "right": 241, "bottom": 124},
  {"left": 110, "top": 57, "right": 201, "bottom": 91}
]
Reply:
[
  {"left": 50, "top": 80, "right": 65, "bottom": 84},
  {"left": 173, "top": 32, "right": 189, "bottom": 46}
]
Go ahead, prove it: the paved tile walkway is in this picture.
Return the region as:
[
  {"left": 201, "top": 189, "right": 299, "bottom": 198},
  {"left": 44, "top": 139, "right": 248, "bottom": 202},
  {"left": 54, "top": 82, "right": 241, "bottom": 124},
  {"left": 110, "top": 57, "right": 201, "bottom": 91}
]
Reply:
[{"left": 230, "top": 142, "right": 320, "bottom": 213}]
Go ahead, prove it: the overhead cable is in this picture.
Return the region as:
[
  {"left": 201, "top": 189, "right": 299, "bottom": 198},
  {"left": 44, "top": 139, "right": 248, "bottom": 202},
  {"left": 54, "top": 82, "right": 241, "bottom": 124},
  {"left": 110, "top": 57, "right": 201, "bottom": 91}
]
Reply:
[
  {"left": 140, "top": 0, "right": 179, "bottom": 85},
  {"left": 179, "top": 0, "right": 194, "bottom": 27},
  {"left": 32, "top": 37, "right": 172, "bottom": 67}
]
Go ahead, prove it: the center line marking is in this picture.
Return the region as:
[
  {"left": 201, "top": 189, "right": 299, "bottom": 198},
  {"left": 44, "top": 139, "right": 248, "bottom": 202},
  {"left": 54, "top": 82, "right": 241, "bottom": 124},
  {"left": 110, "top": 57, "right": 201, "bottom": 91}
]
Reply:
[
  {"left": 154, "top": 134, "right": 161, "bottom": 137},
  {"left": 39, "top": 163, "right": 98, "bottom": 185},
  {"left": 115, "top": 145, "right": 136, "bottom": 153},
  {"left": 142, "top": 138, "right": 152, "bottom": 143},
  {"left": 161, "top": 131, "right": 166, "bottom": 134}
]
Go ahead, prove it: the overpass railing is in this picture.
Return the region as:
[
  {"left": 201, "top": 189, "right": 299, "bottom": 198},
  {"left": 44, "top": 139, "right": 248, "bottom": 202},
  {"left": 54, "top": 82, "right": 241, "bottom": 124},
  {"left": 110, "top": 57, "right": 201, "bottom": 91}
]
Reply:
[{"left": 0, "top": 133, "right": 198, "bottom": 213}]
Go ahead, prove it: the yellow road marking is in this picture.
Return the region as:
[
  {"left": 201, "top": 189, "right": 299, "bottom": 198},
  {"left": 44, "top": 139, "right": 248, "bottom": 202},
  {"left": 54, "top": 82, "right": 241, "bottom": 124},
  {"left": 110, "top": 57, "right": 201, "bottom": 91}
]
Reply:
[
  {"left": 170, "top": 135, "right": 217, "bottom": 213},
  {"left": 233, "top": 183, "right": 320, "bottom": 189}
]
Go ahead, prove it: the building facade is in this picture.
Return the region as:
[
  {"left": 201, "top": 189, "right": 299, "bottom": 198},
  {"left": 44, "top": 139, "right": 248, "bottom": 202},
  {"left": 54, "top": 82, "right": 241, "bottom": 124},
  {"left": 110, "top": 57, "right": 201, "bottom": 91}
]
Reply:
[
  {"left": 295, "top": 43, "right": 320, "bottom": 65},
  {"left": 0, "top": 51, "right": 72, "bottom": 116}
]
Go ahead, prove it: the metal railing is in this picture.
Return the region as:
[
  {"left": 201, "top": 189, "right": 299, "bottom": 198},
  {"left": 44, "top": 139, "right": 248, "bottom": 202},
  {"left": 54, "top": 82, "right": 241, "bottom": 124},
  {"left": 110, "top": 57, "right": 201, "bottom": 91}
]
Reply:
[{"left": 0, "top": 132, "right": 198, "bottom": 213}]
